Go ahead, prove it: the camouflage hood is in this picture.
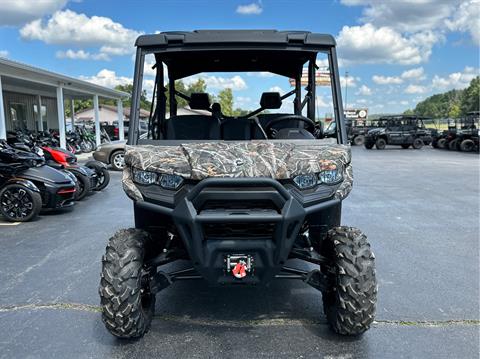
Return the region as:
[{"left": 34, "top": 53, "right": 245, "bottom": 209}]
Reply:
[{"left": 124, "top": 141, "right": 351, "bottom": 180}]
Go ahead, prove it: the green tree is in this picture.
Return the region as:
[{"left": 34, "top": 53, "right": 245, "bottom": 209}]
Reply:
[
  {"left": 448, "top": 103, "right": 461, "bottom": 118},
  {"left": 460, "top": 76, "right": 480, "bottom": 114},
  {"left": 216, "top": 88, "right": 234, "bottom": 116}
]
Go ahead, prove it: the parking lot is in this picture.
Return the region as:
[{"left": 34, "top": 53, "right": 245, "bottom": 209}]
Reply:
[{"left": 0, "top": 146, "right": 478, "bottom": 358}]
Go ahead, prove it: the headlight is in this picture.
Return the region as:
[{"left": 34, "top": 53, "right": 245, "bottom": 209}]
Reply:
[
  {"left": 293, "top": 163, "right": 343, "bottom": 189},
  {"left": 132, "top": 168, "right": 157, "bottom": 185},
  {"left": 132, "top": 168, "right": 184, "bottom": 189},
  {"left": 293, "top": 174, "right": 318, "bottom": 189},
  {"left": 319, "top": 165, "right": 343, "bottom": 184},
  {"left": 159, "top": 173, "right": 183, "bottom": 190}
]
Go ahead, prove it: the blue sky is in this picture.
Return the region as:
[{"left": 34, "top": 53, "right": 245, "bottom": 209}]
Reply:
[{"left": 0, "top": 0, "right": 478, "bottom": 114}]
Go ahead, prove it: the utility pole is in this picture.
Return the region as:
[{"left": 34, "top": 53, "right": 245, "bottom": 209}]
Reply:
[{"left": 344, "top": 70, "right": 349, "bottom": 110}]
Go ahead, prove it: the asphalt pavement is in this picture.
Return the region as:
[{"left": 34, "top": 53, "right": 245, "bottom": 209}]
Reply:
[{"left": 0, "top": 146, "right": 478, "bottom": 358}]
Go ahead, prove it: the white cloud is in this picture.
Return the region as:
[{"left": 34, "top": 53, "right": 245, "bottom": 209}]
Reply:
[
  {"left": 236, "top": 2, "right": 263, "bottom": 15},
  {"left": 143, "top": 54, "right": 157, "bottom": 77},
  {"left": 269, "top": 86, "right": 284, "bottom": 93},
  {"left": 356, "top": 84, "right": 372, "bottom": 95},
  {"left": 400, "top": 100, "right": 409, "bottom": 106},
  {"left": 336, "top": 23, "right": 435, "bottom": 65},
  {"left": 20, "top": 10, "right": 141, "bottom": 58},
  {"left": 0, "top": 50, "right": 8, "bottom": 58},
  {"left": 446, "top": 0, "right": 480, "bottom": 45},
  {"left": 247, "top": 71, "right": 274, "bottom": 77},
  {"left": 404, "top": 84, "right": 427, "bottom": 94},
  {"left": 316, "top": 96, "right": 330, "bottom": 108},
  {"left": 340, "top": 75, "right": 359, "bottom": 88},
  {"left": 79, "top": 69, "right": 131, "bottom": 88},
  {"left": 235, "top": 96, "right": 254, "bottom": 108},
  {"left": 0, "top": 0, "right": 67, "bottom": 26},
  {"left": 56, "top": 49, "right": 109, "bottom": 61},
  {"left": 186, "top": 74, "right": 247, "bottom": 91},
  {"left": 372, "top": 75, "right": 403, "bottom": 85},
  {"left": 356, "top": 98, "right": 368, "bottom": 104},
  {"left": 341, "top": 0, "right": 457, "bottom": 33},
  {"left": 431, "top": 66, "right": 479, "bottom": 90},
  {"left": 341, "top": 0, "right": 479, "bottom": 47},
  {"left": 401, "top": 67, "right": 425, "bottom": 80}
]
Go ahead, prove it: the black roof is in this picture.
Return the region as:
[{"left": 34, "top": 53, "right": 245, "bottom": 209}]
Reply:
[
  {"left": 136, "top": 30, "right": 336, "bottom": 80},
  {"left": 135, "top": 30, "right": 336, "bottom": 48}
]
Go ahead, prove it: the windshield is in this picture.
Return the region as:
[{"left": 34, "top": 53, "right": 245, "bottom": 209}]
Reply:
[{"left": 129, "top": 48, "right": 345, "bottom": 144}]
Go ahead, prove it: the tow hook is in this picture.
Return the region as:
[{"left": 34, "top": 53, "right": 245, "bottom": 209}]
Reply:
[
  {"left": 226, "top": 254, "right": 253, "bottom": 279},
  {"left": 232, "top": 261, "right": 247, "bottom": 278}
]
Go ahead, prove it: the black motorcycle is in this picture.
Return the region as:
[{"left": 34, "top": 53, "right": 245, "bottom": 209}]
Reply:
[{"left": 0, "top": 141, "right": 77, "bottom": 221}]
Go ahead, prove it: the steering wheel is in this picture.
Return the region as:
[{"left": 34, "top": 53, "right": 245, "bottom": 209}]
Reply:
[{"left": 264, "top": 115, "right": 316, "bottom": 138}]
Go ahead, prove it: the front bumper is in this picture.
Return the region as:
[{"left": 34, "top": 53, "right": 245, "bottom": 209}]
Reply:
[
  {"left": 93, "top": 150, "right": 109, "bottom": 164},
  {"left": 135, "top": 177, "right": 341, "bottom": 285},
  {"left": 41, "top": 182, "right": 76, "bottom": 209}
]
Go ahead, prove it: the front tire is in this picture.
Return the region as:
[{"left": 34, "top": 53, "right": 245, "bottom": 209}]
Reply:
[
  {"left": 460, "top": 139, "right": 475, "bottom": 152},
  {"left": 353, "top": 135, "right": 365, "bottom": 146},
  {"left": 448, "top": 138, "right": 459, "bottom": 151},
  {"left": 0, "top": 184, "right": 42, "bottom": 222},
  {"left": 99, "top": 229, "right": 156, "bottom": 338},
  {"left": 320, "top": 227, "right": 377, "bottom": 336},
  {"left": 412, "top": 138, "right": 424, "bottom": 149},
  {"left": 375, "top": 138, "right": 386, "bottom": 150},
  {"left": 437, "top": 138, "right": 447, "bottom": 149}
]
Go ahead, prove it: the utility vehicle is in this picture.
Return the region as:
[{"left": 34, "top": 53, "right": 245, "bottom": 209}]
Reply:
[
  {"left": 99, "top": 30, "right": 377, "bottom": 338},
  {"left": 364, "top": 115, "right": 432, "bottom": 150},
  {"left": 456, "top": 111, "right": 479, "bottom": 152},
  {"left": 435, "top": 113, "right": 479, "bottom": 152}
]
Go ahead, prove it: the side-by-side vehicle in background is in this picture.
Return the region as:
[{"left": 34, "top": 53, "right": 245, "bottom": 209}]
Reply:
[{"left": 364, "top": 115, "right": 432, "bottom": 150}]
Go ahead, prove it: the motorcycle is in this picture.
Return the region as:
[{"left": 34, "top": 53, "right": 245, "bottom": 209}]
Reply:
[
  {"left": 0, "top": 141, "right": 76, "bottom": 221},
  {"left": 41, "top": 146, "right": 110, "bottom": 199}
]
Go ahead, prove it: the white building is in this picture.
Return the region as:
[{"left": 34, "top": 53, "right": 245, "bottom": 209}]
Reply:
[
  {"left": 0, "top": 57, "right": 128, "bottom": 147},
  {"left": 74, "top": 104, "right": 150, "bottom": 126}
]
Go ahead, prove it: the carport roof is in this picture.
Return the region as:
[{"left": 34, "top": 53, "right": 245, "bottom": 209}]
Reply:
[{"left": 0, "top": 57, "right": 129, "bottom": 100}]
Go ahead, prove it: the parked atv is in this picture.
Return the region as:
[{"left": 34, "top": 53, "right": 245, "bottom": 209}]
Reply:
[
  {"left": 364, "top": 115, "right": 432, "bottom": 150},
  {"left": 0, "top": 141, "right": 76, "bottom": 221},
  {"left": 99, "top": 30, "right": 377, "bottom": 339},
  {"left": 456, "top": 111, "right": 479, "bottom": 152}
]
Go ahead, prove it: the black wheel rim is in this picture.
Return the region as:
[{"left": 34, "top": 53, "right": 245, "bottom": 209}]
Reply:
[
  {"left": 97, "top": 171, "right": 105, "bottom": 186},
  {"left": 1, "top": 188, "right": 34, "bottom": 219}
]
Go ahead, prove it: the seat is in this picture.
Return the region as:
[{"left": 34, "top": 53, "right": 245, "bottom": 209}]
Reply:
[
  {"left": 165, "top": 115, "right": 220, "bottom": 140},
  {"left": 163, "top": 92, "right": 221, "bottom": 140},
  {"left": 221, "top": 118, "right": 253, "bottom": 140}
]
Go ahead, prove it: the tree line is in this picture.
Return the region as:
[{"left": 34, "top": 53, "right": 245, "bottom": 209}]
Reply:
[
  {"left": 67, "top": 80, "right": 248, "bottom": 117},
  {"left": 404, "top": 76, "right": 479, "bottom": 118}
]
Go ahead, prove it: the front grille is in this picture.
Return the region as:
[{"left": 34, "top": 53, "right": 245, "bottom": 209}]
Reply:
[
  {"left": 203, "top": 222, "right": 276, "bottom": 240},
  {"left": 201, "top": 199, "right": 280, "bottom": 213}
]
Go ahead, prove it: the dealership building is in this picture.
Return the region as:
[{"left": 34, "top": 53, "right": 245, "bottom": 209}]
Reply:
[{"left": 0, "top": 57, "right": 128, "bottom": 147}]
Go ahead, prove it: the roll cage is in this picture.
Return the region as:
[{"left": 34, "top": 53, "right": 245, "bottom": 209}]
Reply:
[{"left": 127, "top": 30, "right": 346, "bottom": 145}]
